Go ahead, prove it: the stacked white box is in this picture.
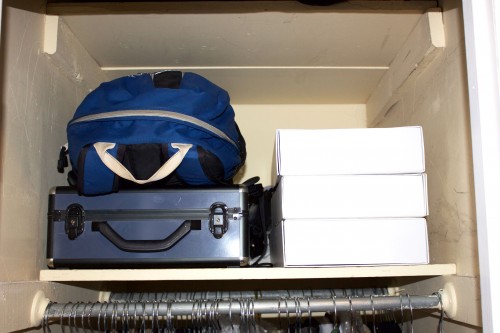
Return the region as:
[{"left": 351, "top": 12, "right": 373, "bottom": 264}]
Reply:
[
  {"left": 272, "top": 174, "right": 428, "bottom": 219},
  {"left": 270, "top": 126, "right": 430, "bottom": 266},
  {"left": 272, "top": 126, "right": 426, "bottom": 183}
]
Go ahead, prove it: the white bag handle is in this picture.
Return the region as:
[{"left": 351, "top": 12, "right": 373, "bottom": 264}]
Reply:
[{"left": 94, "top": 142, "right": 192, "bottom": 184}]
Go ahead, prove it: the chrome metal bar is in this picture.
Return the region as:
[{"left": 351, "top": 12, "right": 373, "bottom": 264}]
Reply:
[{"left": 44, "top": 294, "right": 440, "bottom": 319}]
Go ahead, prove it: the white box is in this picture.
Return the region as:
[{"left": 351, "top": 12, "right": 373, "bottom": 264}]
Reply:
[
  {"left": 270, "top": 218, "right": 429, "bottom": 267},
  {"left": 272, "top": 174, "right": 429, "bottom": 219},
  {"left": 274, "top": 126, "right": 425, "bottom": 178}
]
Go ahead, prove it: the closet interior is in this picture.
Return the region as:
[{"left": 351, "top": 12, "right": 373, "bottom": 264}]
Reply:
[{"left": 0, "top": 0, "right": 481, "bottom": 332}]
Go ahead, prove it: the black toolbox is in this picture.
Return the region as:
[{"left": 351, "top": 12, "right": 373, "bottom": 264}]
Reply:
[{"left": 47, "top": 186, "right": 249, "bottom": 268}]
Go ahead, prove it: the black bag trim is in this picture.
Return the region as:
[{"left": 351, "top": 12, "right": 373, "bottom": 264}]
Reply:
[
  {"left": 235, "top": 123, "right": 247, "bottom": 170},
  {"left": 153, "top": 71, "right": 182, "bottom": 89},
  {"left": 197, "top": 146, "right": 228, "bottom": 184},
  {"left": 76, "top": 145, "right": 90, "bottom": 195},
  {"left": 113, "top": 144, "right": 127, "bottom": 192}
]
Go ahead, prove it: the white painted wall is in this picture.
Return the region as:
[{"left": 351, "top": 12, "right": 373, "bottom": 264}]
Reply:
[
  {"left": 0, "top": 6, "right": 106, "bottom": 283},
  {"left": 370, "top": 0, "right": 483, "bottom": 330}
]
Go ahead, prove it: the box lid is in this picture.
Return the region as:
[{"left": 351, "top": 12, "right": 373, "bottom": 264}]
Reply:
[{"left": 275, "top": 126, "right": 425, "bottom": 177}]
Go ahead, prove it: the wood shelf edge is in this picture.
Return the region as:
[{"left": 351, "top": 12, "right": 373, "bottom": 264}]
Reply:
[{"left": 40, "top": 264, "right": 457, "bottom": 282}]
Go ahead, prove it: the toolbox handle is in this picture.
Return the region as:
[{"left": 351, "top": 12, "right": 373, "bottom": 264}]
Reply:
[{"left": 91, "top": 220, "right": 201, "bottom": 252}]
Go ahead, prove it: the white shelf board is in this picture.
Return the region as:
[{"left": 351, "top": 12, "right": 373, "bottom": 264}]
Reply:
[{"left": 40, "top": 264, "right": 456, "bottom": 282}]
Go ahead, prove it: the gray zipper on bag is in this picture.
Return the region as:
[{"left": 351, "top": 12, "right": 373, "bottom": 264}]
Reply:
[{"left": 68, "top": 110, "right": 238, "bottom": 149}]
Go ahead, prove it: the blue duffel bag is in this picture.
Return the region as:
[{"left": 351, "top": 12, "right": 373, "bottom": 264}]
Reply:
[{"left": 58, "top": 71, "right": 246, "bottom": 196}]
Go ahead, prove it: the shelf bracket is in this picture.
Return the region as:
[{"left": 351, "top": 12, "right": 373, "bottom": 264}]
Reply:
[
  {"left": 30, "top": 290, "right": 50, "bottom": 328},
  {"left": 441, "top": 282, "right": 458, "bottom": 319},
  {"left": 43, "top": 15, "right": 59, "bottom": 55}
]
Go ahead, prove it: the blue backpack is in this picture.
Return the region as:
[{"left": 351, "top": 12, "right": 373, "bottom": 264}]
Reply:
[{"left": 58, "top": 71, "right": 246, "bottom": 195}]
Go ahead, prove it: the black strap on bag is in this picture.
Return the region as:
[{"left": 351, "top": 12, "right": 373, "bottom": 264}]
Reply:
[{"left": 243, "top": 177, "right": 273, "bottom": 266}]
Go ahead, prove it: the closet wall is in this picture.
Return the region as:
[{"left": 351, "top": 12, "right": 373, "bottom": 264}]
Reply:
[
  {"left": 0, "top": 0, "right": 484, "bottom": 332},
  {"left": 373, "top": 1, "right": 481, "bottom": 331},
  {"left": 0, "top": 2, "right": 106, "bottom": 331},
  {"left": 0, "top": 2, "right": 105, "bottom": 283}
]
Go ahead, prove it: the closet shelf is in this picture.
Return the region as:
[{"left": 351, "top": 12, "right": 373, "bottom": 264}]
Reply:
[{"left": 39, "top": 264, "right": 456, "bottom": 282}]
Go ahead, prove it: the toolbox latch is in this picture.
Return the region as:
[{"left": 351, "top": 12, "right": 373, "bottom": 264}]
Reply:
[
  {"left": 209, "top": 202, "right": 228, "bottom": 239},
  {"left": 65, "top": 204, "right": 85, "bottom": 240}
]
